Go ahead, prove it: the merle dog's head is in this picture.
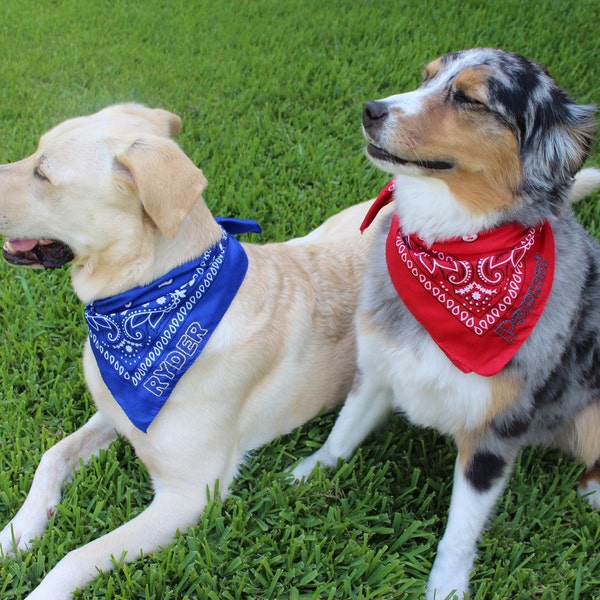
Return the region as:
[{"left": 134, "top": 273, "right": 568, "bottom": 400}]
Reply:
[{"left": 363, "top": 48, "right": 596, "bottom": 225}]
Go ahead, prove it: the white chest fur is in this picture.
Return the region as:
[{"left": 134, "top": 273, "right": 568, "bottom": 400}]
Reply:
[{"left": 356, "top": 316, "right": 493, "bottom": 436}]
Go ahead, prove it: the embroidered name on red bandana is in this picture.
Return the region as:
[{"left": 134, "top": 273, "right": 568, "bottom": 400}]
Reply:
[{"left": 361, "top": 181, "right": 555, "bottom": 376}]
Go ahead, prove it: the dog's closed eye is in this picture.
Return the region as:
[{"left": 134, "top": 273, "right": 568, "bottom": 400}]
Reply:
[
  {"left": 34, "top": 165, "right": 50, "bottom": 183},
  {"left": 452, "top": 88, "right": 486, "bottom": 108}
]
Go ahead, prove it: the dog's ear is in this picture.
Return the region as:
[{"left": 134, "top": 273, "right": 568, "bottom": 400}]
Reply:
[
  {"left": 108, "top": 103, "right": 183, "bottom": 138},
  {"left": 541, "top": 101, "right": 596, "bottom": 176},
  {"left": 561, "top": 103, "right": 596, "bottom": 174},
  {"left": 114, "top": 137, "right": 207, "bottom": 238},
  {"left": 147, "top": 108, "right": 182, "bottom": 138},
  {"left": 523, "top": 99, "right": 596, "bottom": 179}
]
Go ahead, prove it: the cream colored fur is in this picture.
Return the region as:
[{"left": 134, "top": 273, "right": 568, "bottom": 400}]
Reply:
[{"left": 0, "top": 103, "right": 382, "bottom": 599}]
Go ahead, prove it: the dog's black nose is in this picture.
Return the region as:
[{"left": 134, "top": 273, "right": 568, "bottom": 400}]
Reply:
[{"left": 363, "top": 101, "right": 389, "bottom": 128}]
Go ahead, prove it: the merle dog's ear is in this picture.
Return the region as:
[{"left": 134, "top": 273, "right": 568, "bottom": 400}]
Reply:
[
  {"left": 113, "top": 137, "right": 207, "bottom": 238},
  {"left": 558, "top": 101, "right": 596, "bottom": 175},
  {"left": 524, "top": 95, "right": 596, "bottom": 179}
]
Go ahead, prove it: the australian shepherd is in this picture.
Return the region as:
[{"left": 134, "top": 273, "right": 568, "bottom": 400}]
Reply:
[{"left": 293, "top": 48, "right": 600, "bottom": 599}]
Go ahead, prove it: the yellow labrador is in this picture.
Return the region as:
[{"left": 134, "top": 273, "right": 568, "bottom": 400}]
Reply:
[{"left": 0, "top": 104, "right": 381, "bottom": 599}]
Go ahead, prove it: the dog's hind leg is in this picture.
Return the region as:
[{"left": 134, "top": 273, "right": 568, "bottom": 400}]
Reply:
[
  {"left": 0, "top": 411, "right": 116, "bottom": 556},
  {"left": 579, "top": 461, "right": 600, "bottom": 509},
  {"left": 291, "top": 370, "right": 393, "bottom": 481},
  {"left": 554, "top": 402, "right": 600, "bottom": 509},
  {"left": 573, "top": 403, "right": 600, "bottom": 510},
  {"left": 426, "top": 439, "right": 518, "bottom": 600}
]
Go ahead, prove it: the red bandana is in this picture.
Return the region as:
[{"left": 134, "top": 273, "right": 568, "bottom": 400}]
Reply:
[{"left": 361, "top": 181, "right": 555, "bottom": 376}]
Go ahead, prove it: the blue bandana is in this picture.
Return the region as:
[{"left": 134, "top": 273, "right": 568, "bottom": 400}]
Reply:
[{"left": 84, "top": 218, "right": 260, "bottom": 432}]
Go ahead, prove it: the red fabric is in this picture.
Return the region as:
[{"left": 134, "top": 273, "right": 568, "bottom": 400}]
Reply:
[
  {"left": 360, "top": 180, "right": 397, "bottom": 232},
  {"left": 362, "top": 181, "right": 555, "bottom": 376}
]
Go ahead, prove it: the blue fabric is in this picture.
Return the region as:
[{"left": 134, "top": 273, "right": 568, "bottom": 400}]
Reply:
[
  {"left": 84, "top": 218, "right": 259, "bottom": 432},
  {"left": 214, "top": 217, "right": 262, "bottom": 235}
]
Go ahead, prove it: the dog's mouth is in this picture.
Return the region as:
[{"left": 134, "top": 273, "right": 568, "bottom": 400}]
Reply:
[
  {"left": 366, "top": 143, "right": 454, "bottom": 171},
  {"left": 2, "top": 238, "right": 75, "bottom": 269}
]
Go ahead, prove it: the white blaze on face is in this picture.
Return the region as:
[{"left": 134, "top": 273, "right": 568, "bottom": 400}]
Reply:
[{"left": 380, "top": 89, "right": 428, "bottom": 116}]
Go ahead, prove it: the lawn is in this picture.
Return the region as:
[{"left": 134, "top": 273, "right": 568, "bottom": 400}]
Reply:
[{"left": 0, "top": 0, "right": 599, "bottom": 598}]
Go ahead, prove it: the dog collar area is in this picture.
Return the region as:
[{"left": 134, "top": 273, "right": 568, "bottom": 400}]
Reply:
[{"left": 84, "top": 217, "right": 260, "bottom": 432}]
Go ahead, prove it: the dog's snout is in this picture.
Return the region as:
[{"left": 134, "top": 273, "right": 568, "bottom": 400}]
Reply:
[{"left": 363, "top": 101, "right": 389, "bottom": 129}]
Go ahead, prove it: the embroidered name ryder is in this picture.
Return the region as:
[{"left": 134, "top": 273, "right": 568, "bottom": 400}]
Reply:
[{"left": 143, "top": 321, "right": 208, "bottom": 397}]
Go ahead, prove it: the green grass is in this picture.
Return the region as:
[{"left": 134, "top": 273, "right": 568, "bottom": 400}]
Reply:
[{"left": 0, "top": 0, "right": 599, "bottom": 598}]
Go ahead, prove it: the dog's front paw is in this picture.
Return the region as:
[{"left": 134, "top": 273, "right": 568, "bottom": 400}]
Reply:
[
  {"left": 0, "top": 505, "right": 54, "bottom": 556},
  {"left": 426, "top": 573, "right": 469, "bottom": 600},
  {"left": 426, "top": 560, "right": 469, "bottom": 600},
  {"left": 578, "top": 476, "right": 600, "bottom": 509},
  {"left": 290, "top": 448, "right": 337, "bottom": 482},
  {"left": 425, "top": 588, "right": 466, "bottom": 600},
  {"left": 0, "top": 521, "right": 32, "bottom": 556},
  {"left": 290, "top": 456, "right": 320, "bottom": 482},
  {"left": 425, "top": 582, "right": 468, "bottom": 600}
]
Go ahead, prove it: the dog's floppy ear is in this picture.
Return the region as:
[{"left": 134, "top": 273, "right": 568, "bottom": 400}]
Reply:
[
  {"left": 540, "top": 101, "right": 596, "bottom": 176},
  {"left": 560, "top": 103, "right": 596, "bottom": 174},
  {"left": 150, "top": 108, "right": 182, "bottom": 138},
  {"left": 144, "top": 107, "right": 182, "bottom": 138},
  {"left": 108, "top": 103, "right": 183, "bottom": 138},
  {"left": 523, "top": 99, "right": 596, "bottom": 179},
  {"left": 114, "top": 137, "right": 207, "bottom": 238}
]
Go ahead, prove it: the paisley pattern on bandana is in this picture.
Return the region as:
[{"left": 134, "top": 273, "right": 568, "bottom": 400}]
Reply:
[
  {"left": 85, "top": 219, "right": 260, "bottom": 432},
  {"left": 361, "top": 181, "right": 555, "bottom": 376}
]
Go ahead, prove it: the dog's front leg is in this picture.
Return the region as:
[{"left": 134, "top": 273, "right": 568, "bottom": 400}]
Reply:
[
  {"left": 23, "top": 423, "right": 241, "bottom": 600},
  {"left": 292, "top": 371, "right": 393, "bottom": 480},
  {"left": 24, "top": 485, "right": 208, "bottom": 600},
  {"left": 0, "top": 411, "right": 116, "bottom": 555},
  {"left": 426, "top": 444, "right": 517, "bottom": 600}
]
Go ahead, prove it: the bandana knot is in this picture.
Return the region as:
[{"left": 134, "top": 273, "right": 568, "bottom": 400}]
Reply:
[
  {"left": 84, "top": 218, "right": 260, "bottom": 432},
  {"left": 361, "top": 180, "right": 555, "bottom": 376}
]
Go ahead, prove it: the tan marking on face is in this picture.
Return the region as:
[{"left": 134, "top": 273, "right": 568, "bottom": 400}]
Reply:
[
  {"left": 385, "top": 67, "right": 523, "bottom": 215},
  {"left": 453, "top": 68, "right": 491, "bottom": 104},
  {"left": 422, "top": 58, "right": 442, "bottom": 81}
]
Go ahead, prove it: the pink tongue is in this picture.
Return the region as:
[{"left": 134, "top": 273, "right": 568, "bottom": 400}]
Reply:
[{"left": 8, "top": 239, "right": 39, "bottom": 252}]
